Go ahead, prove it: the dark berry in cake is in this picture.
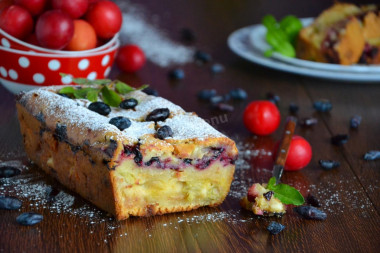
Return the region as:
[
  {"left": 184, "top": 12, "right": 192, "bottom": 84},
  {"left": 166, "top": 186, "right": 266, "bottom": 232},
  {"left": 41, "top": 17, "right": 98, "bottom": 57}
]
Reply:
[
  {"left": 289, "top": 103, "right": 299, "bottom": 114},
  {"left": 197, "top": 89, "right": 217, "bottom": 101},
  {"left": 120, "top": 98, "right": 138, "bottom": 109},
  {"left": 145, "top": 157, "right": 160, "bottom": 166},
  {"left": 109, "top": 117, "right": 132, "bottom": 131},
  {"left": 142, "top": 87, "right": 159, "bottom": 96},
  {"left": 0, "top": 166, "right": 21, "bottom": 178},
  {"left": 267, "top": 221, "right": 285, "bottom": 235},
  {"left": 168, "top": 69, "right": 185, "bottom": 80},
  {"left": 363, "top": 150, "right": 380, "bottom": 161},
  {"left": 55, "top": 123, "right": 67, "bottom": 142},
  {"left": 319, "top": 160, "right": 340, "bottom": 170},
  {"left": 184, "top": 158, "right": 192, "bottom": 164},
  {"left": 0, "top": 196, "right": 22, "bottom": 210},
  {"left": 146, "top": 108, "right": 170, "bottom": 122},
  {"left": 156, "top": 125, "right": 174, "bottom": 140},
  {"left": 331, "top": 134, "right": 349, "bottom": 146},
  {"left": 211, "top": 63, "right": 225, "bottom": 74},
  {"left": 16, "top": 212, "right": 43, "bottom": 226},
  {"left": 294, "top": 206, "right": 327, "bottom": 220},
  {"left": 88, "top": 102, "right": 111, "bottom": 116},
  {"left": 263, "top": 191, "right": 274, "bottom": 201},
  {"left": 350, "top": 115, "right": 362, "bottom": 129},
  {"left": 194, "top": 50, "right": 212, "bottom": 63},
  {"left": 229, "top": 88, "right": 247, "bottom": 100},
  {"left": 313, "top": 99, "right": 332, "bottom": 112}
]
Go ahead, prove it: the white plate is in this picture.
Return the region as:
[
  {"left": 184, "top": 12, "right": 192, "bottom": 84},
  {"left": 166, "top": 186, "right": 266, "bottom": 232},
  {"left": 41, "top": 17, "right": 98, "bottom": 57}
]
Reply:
[
  {"left": 248, "top": 18, "right": 380, "bottom": 74},
  {"left": 227, "top": 24, "right": 380, "bottom": 82}
]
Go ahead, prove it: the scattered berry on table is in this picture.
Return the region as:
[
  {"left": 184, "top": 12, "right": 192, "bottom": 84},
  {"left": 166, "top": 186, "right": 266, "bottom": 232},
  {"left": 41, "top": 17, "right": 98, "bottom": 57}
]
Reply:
[
  {"left": 306, "top": 194, "right": 321, "bottom": 207},
  {"left": 0, "top": 166, "right": 21, "bottom": 178},
  {"left": 142, "top": 87, "right": 159, "bottom": 97},
  {"left": 289, "top": 103, "right": 299, "bottom": 114},
  {"left": 194, "top": 50, "right": 212, "bottom": 63},
  {"left": 331, "top": 134, "right": 349, "bottom": 146},
  {"left": 197, "top": 89, "right": 217, "bottom": 101},
  {"left": 363, "top": 150, "right": 380, "bottom": 161},
  {"left": 0, "top": 196, "right": 22, "bottom": 210},
  {"left": 109, "top": 117, "right": 131, "bottom": 131},
  {"left": 319, "top": 160, "right": 340, "bottom": 170},
  {"left": 16, "top": 212, "right": 43, "bottom": 226},
  {"left": 294, "top": 206, "right": 327, "bottom": 220},
  {"left": 156, "top": 125, "right": 174, "bottom": 140},
  {"left": 267, "top": 221, "right": 286, "bottom": 235},
  {"left": 350, "top": 115, "right": 362, "bottom": 129},
  {"left": 180, "top": 28, "right": 196, "bottom": 43},
  {"left": 300, "top": 117, "right": 318, "bottom": 127},
  {"left": 168, "top": 68, "right": 185, "bottom": 80},
  {"left": 214, "top": 103, "right": 234, "bottom": 112},
  {"left": 211, "top": 63, "right": 225, "bottom": 74},
  {"left": 313, "top": 99, "right": 332, "bottom": 112},
  {"left": 120, "top": 98, "right": 138, "bottom": 109},
  {"left": 88, "top": 102, "right": 111, "bottom": 116},
  {"left": 229, "top": 88, "right": 247, "bottom": 100},
  {"left": 266, "top": 92, "right": 280, "bottom": 105},
  {"left": 210, "top": 95, "right": 225, "bottom": 104},
  {"left": 146, "top": 108, "right": 170, "bottom": 122}
]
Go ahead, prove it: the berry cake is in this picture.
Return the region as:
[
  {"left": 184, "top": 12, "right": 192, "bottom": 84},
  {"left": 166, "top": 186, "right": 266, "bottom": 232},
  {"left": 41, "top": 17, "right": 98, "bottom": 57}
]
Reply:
[
  {"left": 16, "top": 84, "right": 238, "bottom": 220},
  {"left": 296, "top": 3, "right": 380, "bottom": 65}
]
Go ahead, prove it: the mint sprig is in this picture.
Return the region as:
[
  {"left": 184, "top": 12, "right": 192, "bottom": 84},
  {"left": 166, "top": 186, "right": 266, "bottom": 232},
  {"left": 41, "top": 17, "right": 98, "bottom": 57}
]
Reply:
[
  {"left": 58, "top": 74, "right": 148, "bottom": 107},
  {"left": 267, "top": 177, "right": 304, "bottom": 205}
]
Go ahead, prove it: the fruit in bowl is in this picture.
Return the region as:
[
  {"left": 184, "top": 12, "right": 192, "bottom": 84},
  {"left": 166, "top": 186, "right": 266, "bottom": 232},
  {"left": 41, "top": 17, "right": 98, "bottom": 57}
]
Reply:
[
  {"left": 0, "top": 39, "right": 119, "bottom": 94},
  {"left": 0, "top": 0, "right": 122, "bottom": 53}
]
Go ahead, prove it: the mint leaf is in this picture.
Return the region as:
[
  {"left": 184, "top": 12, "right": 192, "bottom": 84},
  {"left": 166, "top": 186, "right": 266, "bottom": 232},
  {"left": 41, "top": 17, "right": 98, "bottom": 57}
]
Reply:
[
  {"left": 267, "top": 177, "right": 304, "bottom": 205},
  {"left": 115, "top": 81, "right": 134, "bottom": 94},
  {"left": 59, "top": 86, "right": 75, "bottom": 94},
  {"left": 87, "top": 89, "right": 99, "bottom": 102},
  {"left": 72, "top": 87, "right": 97, "bottom": 99},
  {"left": 101, "top": 86, "right": 121, "bottom": 107}
]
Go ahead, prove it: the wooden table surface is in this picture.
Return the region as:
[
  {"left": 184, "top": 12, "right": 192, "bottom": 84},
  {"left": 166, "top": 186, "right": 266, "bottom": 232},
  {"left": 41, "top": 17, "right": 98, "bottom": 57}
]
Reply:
[{"left": 1, "top": 0, "right": 380, "bottom": 252}]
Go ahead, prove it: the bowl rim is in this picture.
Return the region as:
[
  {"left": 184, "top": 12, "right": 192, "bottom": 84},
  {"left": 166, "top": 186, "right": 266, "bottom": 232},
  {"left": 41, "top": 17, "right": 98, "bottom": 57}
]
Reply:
[
  {"left": 0, "top": 28, "right": 119, "bottom": 55},
  {"left": 0, "top": 40, "right": 120, "bottom": 58}
]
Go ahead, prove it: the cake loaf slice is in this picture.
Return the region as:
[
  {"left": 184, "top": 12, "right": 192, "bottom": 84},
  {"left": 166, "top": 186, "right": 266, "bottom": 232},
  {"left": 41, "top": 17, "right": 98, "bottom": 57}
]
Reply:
[{"left": 16, "top": 84, "right": 238, "bottom": 220}]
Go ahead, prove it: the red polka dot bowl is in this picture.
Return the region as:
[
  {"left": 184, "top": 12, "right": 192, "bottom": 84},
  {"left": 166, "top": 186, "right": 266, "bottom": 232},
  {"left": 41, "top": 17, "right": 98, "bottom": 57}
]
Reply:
[
  {"left": 0, "top": 28, "right": 119, "bottom": 55},
  {"left": 0, "top": 40, "right": 119, "bottom": 94}
]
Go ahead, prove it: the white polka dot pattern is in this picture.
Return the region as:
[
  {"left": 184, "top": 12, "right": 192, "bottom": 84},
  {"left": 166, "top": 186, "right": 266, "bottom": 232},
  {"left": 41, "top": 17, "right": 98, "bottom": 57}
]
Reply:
[
  {"left": 78, "top": 59, "right": 90, "bottom": 70},
  {"left": 33, "top": 73, "right": 45, "bottom": 84},
  {"left": 0, "top": 67, "right": 7, "bottom": 77},
  {"left": 1, "top": 38, "right": 10, "bottom": 48},
  {"left": 104, "top": 67, "right": 111, "bottom": 77},
  {"left": 48, "top": 60, "right": 61, "bottom": 71},
  {"left": 102, "top": 55, "right": 110, "bottom": 66},
  {"left": 87, "top": 72, "right": 97, "bottom": 80},
  {"left": 18, "top": 57, "right": 30, "bottom": 68},
  {"left": 9, "top": 69, "right": 18, "bottom": 80},
  {"left": 61, "top": 75, "right": 73, "bottom": 84}
]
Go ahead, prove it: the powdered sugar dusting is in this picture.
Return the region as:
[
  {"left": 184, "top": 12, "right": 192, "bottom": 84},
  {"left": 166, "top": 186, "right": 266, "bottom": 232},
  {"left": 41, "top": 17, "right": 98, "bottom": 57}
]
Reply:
[{"left": 116, "top": 0, "right": 194, "bottom": 67}]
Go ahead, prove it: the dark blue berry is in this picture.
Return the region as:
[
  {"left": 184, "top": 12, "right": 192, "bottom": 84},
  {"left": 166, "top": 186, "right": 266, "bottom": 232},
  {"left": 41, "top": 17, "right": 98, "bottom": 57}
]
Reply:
[
  {"left": 145, "top": 157, "right": 160, "bottom": 166},
  {"left": 88, "top": 102, "right": 111, "bottom": 116},
  {"left": 142, "top": 87, "right": 159, "bottom": 96},
  {"left": 266, "top": 92, "right": 280, "bottom": 105},
  {"left": 120, "top": 98, "right": 138, "bottom": 109},
  {"left": 0, "top": 196, "right": 22, "bottom": 210},
  {"left": 229, "top": 88, "right": 247, "bottom": 100},
  {"left": 313, "top": 99, "right": 332, "bottom": 112},
  {"left": 183, "top": 158, "right": 192, "bottom": 164},
  {"left": 350, "top": 115, "right": 362, "bottom": 129},
  {"left": 319, "top": 160, "right": 340, "bottom": 170},
  {"left": 16, "top": 212, "right": 43, "bottom": 226},
  {"left": 214, "top": 103, "right": 234, "bottom": 112},
  {"left": 54, "top": 123, "right": 67, "bottom": 142},
  {"left": 146, "top": 108, "right": 170, "bottom": 122},
  {"left": 168, "top": 69, "right": 185, "bottom": 80},
  {"left": 156, "top": 125, "right": 173, "bottom": 140},
  {"left": 289, "top": 103, "right": 299, "bottom": 113},
  {"left": 363, "top": 150, "right": 380, "bottom": 161},
  {"left": 211, "top": 63, "right": 225, "bottom": 74},
  {"left": 0, "top": 166, "right": 21, "bottom": 178},
  {"left": 267, "top": 221, "right": 285, "bottom": 235},
  {"left": 331, "top": 134, "right": 349, "bottom": 146},
  {"left": 133, "top": 146, "right": 143, "bottom": 165},
  {"left": 197, "top": 89, "right": 217, "bottom": 101},
  {"left": 306, "top": 194, "right": 321, "bottom": 207},
  {"left": 180, "top": 28, "right": 196, "bottom": 43},
  {"left": 109, "top": 117, "right": 131, "bottom": 131},
  {"left": 194, "top": 50, "right": 212, "bottom": 63},
  {"left": 263, "top": 191, "right": 274, "bottom": 201},
  {"left": 294, "top": 206, "right": 327, "bottom": 220},
  {"left": 300, "top": 117, "right": 318, "bottom": 127},
  {"left": 210, "top": 95, "right": 224, "bottom": 104}
]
